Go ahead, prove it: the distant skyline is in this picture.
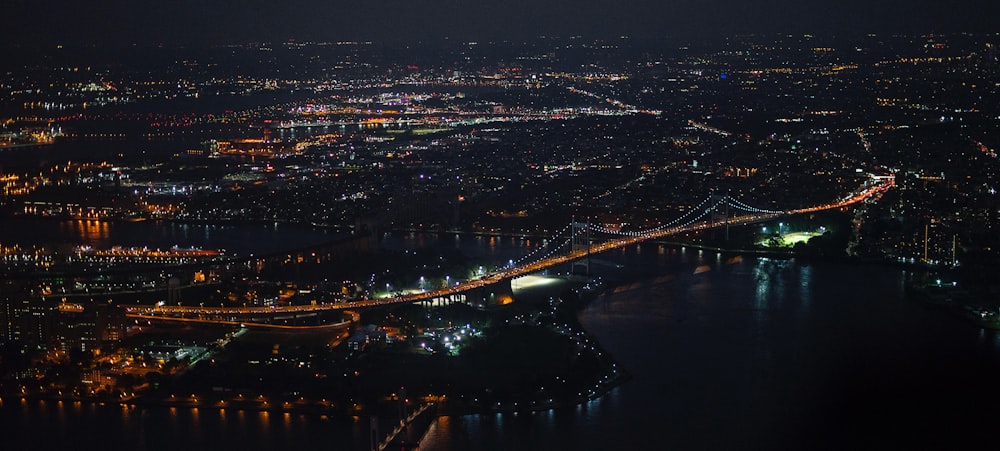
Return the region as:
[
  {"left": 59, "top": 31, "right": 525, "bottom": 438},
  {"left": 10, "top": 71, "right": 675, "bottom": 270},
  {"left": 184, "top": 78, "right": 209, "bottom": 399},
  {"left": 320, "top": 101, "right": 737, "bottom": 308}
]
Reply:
[{"left": 3, "top": 0, "right": 999, "bottom": 47}]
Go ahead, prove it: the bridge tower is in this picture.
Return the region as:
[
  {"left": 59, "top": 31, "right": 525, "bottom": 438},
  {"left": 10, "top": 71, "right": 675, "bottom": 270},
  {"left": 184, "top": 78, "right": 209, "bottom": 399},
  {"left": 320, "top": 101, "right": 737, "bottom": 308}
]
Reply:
[
  {"left": 709, "top": 195, "right": 730, "bottom": 242},
  {"left": 167, "top": 276, "right": 182, "bottom": 305},
  {"left": 398, "top": 386, "right": 408, "bottom": 434},
  {"left": 369, "top": 417, "right": 379, "bottom": 451},
  {"left": 571, "top": 219, "right": 591, "bottom": 275}
]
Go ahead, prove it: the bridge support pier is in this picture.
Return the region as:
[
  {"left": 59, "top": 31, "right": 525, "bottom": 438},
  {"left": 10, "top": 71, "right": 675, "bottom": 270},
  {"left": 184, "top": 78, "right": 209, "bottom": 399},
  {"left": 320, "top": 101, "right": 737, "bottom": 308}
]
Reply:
[
  {"left": 465, "top": 279, "right": 514, "bottom": 310},
  {"left": 571, "top": 220, "right": 591, "bottom": 276},
  {"left": 422, "top": 293, "right": 467, "bottom": 308}
]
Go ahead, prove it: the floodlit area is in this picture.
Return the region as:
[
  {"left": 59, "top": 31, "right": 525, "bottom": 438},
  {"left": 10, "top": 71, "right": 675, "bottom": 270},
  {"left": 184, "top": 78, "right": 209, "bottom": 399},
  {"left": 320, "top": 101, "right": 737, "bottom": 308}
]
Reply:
[
  {"left": 781, "top": 232, "right": 822, "bottom": 245},
  {"left": 757, "top": 231, "right": 824, "bottom": 248},
  {"left": 375, "top": 287, "right": 427, "bottom": 299},
  {"left": 511, "top": 275, "right": 563, "bottom": 291}
]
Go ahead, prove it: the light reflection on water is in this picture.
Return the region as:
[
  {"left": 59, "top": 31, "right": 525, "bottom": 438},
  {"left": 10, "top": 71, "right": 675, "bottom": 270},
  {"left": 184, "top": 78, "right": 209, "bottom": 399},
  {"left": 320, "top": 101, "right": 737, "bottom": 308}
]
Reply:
[
  {"left": 384, "top": 231, "right": 544, "bottom": 262},
  {"left": 61, "top": 219, "right": 112, "bottom": 246},
  {"left": 258, "top": 410, "right": 270, "bottom": 434},
  {"left": 420, "top": 244, "right": 1000, "bottom": 450},
  {"left": 6, "top": 239, "right": 1000, "bottom": 450},
  {"left": 799, "top": 263, "right": 812, "bottom": 312},
  {"left": 0, "top": 217, "right": 340, "bottom": 255},
  {"left": 56, "top": 400, "right": 65, "bottom": 426},
  {"left": 977, "top": 328, "right": 1000, "bottom": 348},
  {"left": 418, "top": 378, "right": 626, "bottom": 450}
]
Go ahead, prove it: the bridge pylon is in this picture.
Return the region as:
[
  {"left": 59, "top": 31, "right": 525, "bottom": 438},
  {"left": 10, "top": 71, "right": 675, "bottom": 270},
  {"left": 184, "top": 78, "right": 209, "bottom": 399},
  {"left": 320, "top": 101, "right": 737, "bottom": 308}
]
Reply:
[
  {"left": 571, "top": 219, "right": 591, "bottom": 275},
  {"left": 709, "top": 195, "right": 730, "bottom": 241},
  {"left": 369, "top": 417, "right": 379, "bottom": 451},
  {"left": 466, "top": 279, "right": 514, "bottom": 309}
]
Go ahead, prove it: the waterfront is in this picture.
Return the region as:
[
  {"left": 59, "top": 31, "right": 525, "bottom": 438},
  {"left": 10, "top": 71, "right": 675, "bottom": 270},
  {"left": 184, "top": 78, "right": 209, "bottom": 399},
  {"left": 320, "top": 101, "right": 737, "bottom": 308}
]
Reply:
[
  {"left": 5, "top": 238, "right": 1000, "bottom": 449},
  {"left": 420, "top": 247, "right": 1000, "bottom": 450},
  {"left": 0, "top": 217, "right": 343, "bottom": 256},
  {"left": 3, "top": 26, "right": 1000, "bottom": 451}
]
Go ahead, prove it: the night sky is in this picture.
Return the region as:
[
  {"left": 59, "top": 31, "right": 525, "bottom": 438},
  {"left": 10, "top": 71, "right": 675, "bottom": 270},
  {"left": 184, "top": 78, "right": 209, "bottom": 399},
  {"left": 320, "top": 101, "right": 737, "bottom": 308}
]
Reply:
[{"left": 3, "top": 0, "right": 998, "bottom": 46}]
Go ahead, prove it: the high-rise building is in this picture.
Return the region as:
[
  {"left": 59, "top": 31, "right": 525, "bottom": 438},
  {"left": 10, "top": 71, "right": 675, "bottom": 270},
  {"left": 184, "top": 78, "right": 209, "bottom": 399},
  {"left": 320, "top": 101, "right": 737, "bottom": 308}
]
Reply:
[
  {"left": 53, "top": 303, "right": 127, "bottom": 354},
  {"left": 55, "top": 307, "right": 97, "bottom": 353},
  {"left": 14, "top": 299, "right": 57, "bottom": 352},
  {"left": 0, "top": 297, "right": 14, "bottom": 343}
]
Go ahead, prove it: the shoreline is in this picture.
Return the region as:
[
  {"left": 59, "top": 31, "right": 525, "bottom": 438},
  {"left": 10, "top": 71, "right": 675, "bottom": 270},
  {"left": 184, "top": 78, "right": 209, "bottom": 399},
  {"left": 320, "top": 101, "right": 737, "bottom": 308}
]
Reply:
[
  {"left": 433, "top": 276, "right": 632, "bottom": 418},
  {"left": 907, "top": 283, "right": 1000, "bottom": 330},
  {"left": 1, "top": 366, "right": 633, "bottom": 420},
  {"left": 433, "top": 370, "right": 632, "bottom": 418},
  {"left": 660, "top": 240, "right": 997, "bottom": 331},
  {"left": 6, "top": 242, "right": 981, "bottom": 424},
  {"left": 2, "top": 276, "right": 631, "bottom": 422},
  {"left": 4, "top": 243, "right": 983, "bottom": 422}
]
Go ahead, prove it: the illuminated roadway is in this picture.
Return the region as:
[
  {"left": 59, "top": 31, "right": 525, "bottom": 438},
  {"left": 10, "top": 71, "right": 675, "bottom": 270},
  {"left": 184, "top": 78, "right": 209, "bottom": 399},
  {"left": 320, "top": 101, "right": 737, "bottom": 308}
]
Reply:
[{"left": 124, "top": 179, "right": 892, "bottom": 324}]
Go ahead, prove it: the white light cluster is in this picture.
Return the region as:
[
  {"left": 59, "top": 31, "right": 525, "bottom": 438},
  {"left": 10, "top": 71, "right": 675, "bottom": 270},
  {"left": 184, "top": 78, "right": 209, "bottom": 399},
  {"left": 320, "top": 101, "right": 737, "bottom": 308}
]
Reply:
[
  {"left": 587, "top": 196, "right": 726, "bottom": 237},
  {"left": 724, "top": 196, "right": 784, "bottom": 215},
  {"left": 515, "top": 238, "right": 573, "bottom": 268},
  {"left": 511, "top": 224, "right": 573, "bottom": 266}
]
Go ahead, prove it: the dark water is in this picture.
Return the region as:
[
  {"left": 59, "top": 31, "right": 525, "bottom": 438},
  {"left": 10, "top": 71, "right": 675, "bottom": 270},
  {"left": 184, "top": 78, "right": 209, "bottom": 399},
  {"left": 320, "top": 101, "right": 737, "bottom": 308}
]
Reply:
[
  {"left": 0, "top": 217, "right": 342, "bottom": 256},
  {"left": 5, "top": 242, "right": 1000, "bottom": 450},
  {"left": 420, "top": 247, "right": 1000, "bottom": 450},
  {"left": 0, "top": 400, "right": 372, "bottom": 451},
  {"left": 379, "top": 231, "right": 549, "bottom": 261},
  {"left": 0, "top": 138, "right": 195, "bottom": 169}
]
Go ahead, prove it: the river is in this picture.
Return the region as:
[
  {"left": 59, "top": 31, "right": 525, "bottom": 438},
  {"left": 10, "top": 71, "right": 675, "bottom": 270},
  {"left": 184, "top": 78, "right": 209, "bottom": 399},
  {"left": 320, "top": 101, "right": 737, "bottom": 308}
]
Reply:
[
  {"left": 0, "top": 216, "right": 343, "bottom": 256},
  {"left": 4, "top": 237, "right": 1000, "bottom": 449},
  {"left": 419, "top": 246, "right": 1000, "bottom": 450}
]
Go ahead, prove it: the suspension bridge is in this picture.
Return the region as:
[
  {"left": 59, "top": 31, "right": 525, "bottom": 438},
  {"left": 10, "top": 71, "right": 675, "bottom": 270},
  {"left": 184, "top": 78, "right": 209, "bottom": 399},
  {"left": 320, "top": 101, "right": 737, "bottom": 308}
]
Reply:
[{"left": 124, "top": 176, "right": 893, "bottom": 326}]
